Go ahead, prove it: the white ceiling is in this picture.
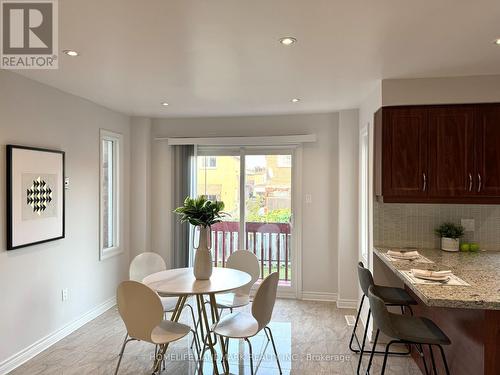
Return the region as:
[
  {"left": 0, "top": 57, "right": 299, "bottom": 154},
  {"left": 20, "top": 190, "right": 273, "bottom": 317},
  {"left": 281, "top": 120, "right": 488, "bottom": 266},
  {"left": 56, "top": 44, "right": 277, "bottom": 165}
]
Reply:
[{"left": 17, "top": 0, "right": 500, "bottom": 117}]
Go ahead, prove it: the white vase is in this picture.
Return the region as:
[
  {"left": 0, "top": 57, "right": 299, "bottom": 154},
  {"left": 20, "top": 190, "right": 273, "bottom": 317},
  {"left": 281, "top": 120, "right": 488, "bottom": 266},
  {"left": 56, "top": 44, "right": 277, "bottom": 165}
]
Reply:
[
  {"left": 441, "top": 237, "right": 459, "bottom": 252},
  {"left": 193, "top": 226, "right": 213, "bottom": 280}
]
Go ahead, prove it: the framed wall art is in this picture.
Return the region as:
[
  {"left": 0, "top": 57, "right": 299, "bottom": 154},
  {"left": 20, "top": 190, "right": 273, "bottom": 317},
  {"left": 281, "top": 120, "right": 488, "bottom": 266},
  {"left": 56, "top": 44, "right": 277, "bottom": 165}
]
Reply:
[{"left": 6, "top": 145, "right": 65, "bottom": 250}]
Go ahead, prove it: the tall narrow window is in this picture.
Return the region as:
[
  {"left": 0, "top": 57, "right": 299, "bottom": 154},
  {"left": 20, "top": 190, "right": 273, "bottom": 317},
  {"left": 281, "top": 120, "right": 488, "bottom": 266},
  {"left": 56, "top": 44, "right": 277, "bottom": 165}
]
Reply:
[{"left": 100, "top": 129, "right": 122, "bottom": 259}]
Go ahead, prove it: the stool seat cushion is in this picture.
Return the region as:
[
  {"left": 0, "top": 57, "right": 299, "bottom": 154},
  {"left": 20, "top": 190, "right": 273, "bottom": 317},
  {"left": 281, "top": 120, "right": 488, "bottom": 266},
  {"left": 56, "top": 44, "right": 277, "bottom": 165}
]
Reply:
[
  {"left": 374, "top": 286, "right": 416, "bottom": 306},
  {"left": 389, "top": 314, "right": 451, "bottom": 345}
]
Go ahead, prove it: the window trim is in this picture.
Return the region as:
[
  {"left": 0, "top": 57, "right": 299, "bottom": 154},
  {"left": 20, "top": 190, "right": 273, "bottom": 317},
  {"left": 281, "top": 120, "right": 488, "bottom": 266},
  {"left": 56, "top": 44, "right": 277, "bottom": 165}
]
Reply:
[
  {"left": 192, "top": 146, "right": 301, "bottom": 298},
  {"left": 99, "top": 129, "right": 123, "bottom": 260}
]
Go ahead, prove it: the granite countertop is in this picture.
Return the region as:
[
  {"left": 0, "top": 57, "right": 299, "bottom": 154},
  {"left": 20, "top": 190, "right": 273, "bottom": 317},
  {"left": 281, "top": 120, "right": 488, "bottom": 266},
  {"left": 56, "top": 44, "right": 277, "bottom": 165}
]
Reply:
[{"left": 373, "top": 247, "right": 500, "bottom": 310}]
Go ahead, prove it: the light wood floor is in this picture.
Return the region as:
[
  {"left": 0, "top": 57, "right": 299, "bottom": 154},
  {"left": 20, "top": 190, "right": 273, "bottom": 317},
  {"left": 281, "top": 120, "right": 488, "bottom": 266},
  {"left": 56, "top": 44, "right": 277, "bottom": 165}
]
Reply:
[{"left": 10, "top": 299, "right": 420, "bottom": 374}]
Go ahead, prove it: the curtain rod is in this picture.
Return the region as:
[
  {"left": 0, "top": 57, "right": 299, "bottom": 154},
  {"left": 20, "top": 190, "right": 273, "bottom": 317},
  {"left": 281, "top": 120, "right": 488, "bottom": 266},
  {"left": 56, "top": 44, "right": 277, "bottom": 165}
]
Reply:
[{"left": 154, "top": 134, "right": 317, "bottom": 145}]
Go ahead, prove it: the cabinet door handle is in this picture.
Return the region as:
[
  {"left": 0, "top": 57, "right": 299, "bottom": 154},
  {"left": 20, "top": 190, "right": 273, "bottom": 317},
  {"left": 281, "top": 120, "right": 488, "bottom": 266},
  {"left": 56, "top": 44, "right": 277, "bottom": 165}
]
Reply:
[
  {"left": 422, "top": 173, "right": 427, "bottom": 192},
  {"left": 468, "top": 173, "right": 473, "bottom": 192},
  {"left": 478, "top": 173, "right": 482, "bottom": 193}
]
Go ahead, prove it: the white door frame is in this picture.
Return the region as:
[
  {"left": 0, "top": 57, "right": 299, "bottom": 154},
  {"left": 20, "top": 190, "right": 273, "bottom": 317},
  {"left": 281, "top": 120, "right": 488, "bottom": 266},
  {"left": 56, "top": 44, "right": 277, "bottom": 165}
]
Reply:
[{"left": 193, "top": 145, "right": 303, "bottom": 299}]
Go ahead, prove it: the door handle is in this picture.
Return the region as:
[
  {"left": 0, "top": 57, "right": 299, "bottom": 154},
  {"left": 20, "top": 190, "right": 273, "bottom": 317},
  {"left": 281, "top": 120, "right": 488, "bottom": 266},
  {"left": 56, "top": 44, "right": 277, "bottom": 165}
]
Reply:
[
  {"left": 422, "top": 173, "right": 427, "bottom": 192},
  {"left": 478, "top": 173, "right": 482, "bottom": 193},
  {"left": 468, "top": 173, "right": 473, "bottom": 192}
]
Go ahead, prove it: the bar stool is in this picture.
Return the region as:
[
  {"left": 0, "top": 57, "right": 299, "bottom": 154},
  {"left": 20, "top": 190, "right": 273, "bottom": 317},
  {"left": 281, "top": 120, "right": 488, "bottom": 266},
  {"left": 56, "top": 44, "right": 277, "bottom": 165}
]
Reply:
[
  {"left": 350, "top": 262, "right": 417, "bottom": 374},
  {"left": 366, "top": 285, "right": 451, "bottom": 375}
]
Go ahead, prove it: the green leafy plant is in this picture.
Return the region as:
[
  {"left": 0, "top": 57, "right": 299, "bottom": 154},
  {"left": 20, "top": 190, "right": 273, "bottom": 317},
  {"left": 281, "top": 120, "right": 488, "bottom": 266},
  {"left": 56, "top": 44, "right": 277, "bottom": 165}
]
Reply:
[
  {"left": 173, "top": 195, "right": 228, "bottom": 228},
  {"left": 434, "top": 222, "right": 465, "bottom": 239}
]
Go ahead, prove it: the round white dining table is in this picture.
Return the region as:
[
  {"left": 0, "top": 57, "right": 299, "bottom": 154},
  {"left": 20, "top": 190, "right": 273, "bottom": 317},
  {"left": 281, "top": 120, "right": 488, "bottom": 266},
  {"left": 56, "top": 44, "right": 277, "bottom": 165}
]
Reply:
[{"left": 143, "top": 267, "right": 251, "bottom": 374}]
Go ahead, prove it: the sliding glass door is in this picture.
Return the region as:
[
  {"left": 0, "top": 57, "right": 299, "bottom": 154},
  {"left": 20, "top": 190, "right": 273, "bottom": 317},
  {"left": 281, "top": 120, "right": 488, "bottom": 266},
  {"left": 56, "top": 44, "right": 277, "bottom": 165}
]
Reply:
[{"left": 195, "top": 147, "right": 295, "bottom": 289}]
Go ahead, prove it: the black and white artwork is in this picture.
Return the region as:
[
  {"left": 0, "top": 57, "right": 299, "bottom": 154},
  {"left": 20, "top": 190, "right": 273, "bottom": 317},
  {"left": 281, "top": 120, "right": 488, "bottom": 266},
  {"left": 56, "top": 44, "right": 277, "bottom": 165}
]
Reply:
[{"left": 7, "top": 145, "right": 65, "bottom": 250}]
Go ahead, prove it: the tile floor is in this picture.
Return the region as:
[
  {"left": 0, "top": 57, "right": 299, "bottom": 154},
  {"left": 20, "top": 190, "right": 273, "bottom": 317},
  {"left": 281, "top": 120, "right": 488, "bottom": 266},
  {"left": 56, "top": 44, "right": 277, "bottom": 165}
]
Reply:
[{"left": 10, "top": 299, "right": 420, "bottom": 374}]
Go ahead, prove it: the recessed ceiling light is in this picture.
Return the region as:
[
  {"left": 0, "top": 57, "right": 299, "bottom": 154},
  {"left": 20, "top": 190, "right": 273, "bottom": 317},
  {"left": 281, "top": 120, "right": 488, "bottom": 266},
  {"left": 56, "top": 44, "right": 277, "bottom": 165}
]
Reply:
[
  {"left": 161, "top": 102, "right": 169, "bottom": 106},
  {"left": 291, "top": 98, "right": 300, "bottom": 103},
  {"left": 62, "top": 49, "right": 79, "bottom": 57},
  {"left": 279, "top": 37, "right": 297, "bottom": 46},
  {"left": 494, "top": 39, "right": 500, "bottom": 45}
]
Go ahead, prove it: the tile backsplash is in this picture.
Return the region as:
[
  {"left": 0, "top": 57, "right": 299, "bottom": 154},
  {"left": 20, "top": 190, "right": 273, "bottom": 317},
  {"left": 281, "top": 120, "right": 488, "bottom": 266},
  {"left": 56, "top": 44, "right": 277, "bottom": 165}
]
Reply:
[{"left": 374, "top": 201, "right": 500, "bottom": 250}]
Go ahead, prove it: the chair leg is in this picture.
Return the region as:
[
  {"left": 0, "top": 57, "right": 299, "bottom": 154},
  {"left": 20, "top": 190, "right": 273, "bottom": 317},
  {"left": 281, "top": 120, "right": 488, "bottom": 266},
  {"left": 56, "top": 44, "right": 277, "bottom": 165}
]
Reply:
[
  {"left": 265, "top": 326, "right": 282, "bottom": 374},
  {"left": 356, "top": 308, "right": 371, "bottom": 374},
  {"left": 244, "top": 338, "right": 254, "bottom": 375},
  {"left": 115, "top": 334, "right": 133, "bottom": 375},
  {"left": 365, "top": 328, "right": 379, "bottom": 375},
  {"left": 264, "top": 327, "right": 270, "bottom": 342},
  {"left": 197, "top": 334, "right": 209, "bottom": 375},
  {"left": 191, "top": 330, "right": 201, "bottom": 360},
  {"left": 381, "top": 341, "right": 396, "bottom": 375},
  {"left": 429, "top": 345, "right": 437, "bottom": 375},
  {"left": 407, "top": 304, "right": 414, "bottom": 316},
  {"left": 437, "top": 345, "right": 451, "bottom": 375},
  {"left": 415, "top": 344, "right": 430, "bottom": 375},
  {"left": 185, "top": 304, "right": 201, "bottom": 352},
  {"left": 349, "top": 295, "right": 365, "bottom": 353}
]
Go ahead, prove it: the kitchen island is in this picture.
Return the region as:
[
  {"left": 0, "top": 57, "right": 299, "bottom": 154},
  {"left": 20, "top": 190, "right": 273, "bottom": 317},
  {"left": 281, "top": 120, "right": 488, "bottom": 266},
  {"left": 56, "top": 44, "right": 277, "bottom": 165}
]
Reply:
[{"left": 374, "top": 247, "right": 500, "bottom": 375}]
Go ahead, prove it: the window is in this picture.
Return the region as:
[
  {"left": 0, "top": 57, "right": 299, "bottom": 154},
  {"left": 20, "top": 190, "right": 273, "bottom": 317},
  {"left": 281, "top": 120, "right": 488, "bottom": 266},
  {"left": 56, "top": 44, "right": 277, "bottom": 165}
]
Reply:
[
  {"left": 195, "top": 148, "right": 295, "bottom": 287},
  {"left": 200, "top": 156, "right": 217, "bottom": 169},
  {"left": 100, "top": 129, "right": 122, "bottom": 259}
]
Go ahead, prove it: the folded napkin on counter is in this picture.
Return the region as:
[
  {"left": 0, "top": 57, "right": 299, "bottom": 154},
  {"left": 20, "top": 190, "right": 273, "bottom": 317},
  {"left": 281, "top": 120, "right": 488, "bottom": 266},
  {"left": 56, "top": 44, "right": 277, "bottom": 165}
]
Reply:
[
  {"left": 387, "top": 250, "right": 420, "bottom": 260},
  {"left": 411, "top": 269, "right": 452, "bottom": 281}
]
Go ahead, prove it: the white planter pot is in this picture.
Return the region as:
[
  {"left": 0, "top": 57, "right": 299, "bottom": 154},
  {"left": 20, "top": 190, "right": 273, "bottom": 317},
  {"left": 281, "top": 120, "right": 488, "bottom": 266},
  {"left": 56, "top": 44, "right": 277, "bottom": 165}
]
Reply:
[
  {"left": 441, "top": 237, "right": 459, "bottom": 252},
  {"left": 193, "top": 226, "right": 213, "bottom": 280}
]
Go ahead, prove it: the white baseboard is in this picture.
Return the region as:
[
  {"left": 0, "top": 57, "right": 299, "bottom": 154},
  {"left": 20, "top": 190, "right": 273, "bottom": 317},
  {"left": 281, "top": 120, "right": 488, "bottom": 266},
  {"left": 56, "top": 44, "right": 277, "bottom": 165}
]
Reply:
[
  {"left": 0, "top": 297, "right": 116, "bottom": 375},
  {"left": 277, "top": 289, "right": 298, "bottom": 299},
  {"left": 336, "top": 298, "right": 358, "bottom": 309},
  {"left": 301, "top": 291, "right": 338, "bottom": 302}
]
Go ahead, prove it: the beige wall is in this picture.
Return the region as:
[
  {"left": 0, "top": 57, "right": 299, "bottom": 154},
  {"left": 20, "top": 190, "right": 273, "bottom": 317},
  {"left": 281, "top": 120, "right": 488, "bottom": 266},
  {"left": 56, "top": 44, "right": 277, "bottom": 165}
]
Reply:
[
  {"left": 382, "top": 75, "right": 500, "bottom": 106},
  {"left": 151, "top": 113, "right": 344, "bottom": 296},
  {"left": 0, "top": 71, "right": 131, "bottom": 367},
  {"left": 337, "top": 109, "right": 360, "bottom": 304},
  {"left": 130, "top": 117, "right": 152, "bottom": 258}
]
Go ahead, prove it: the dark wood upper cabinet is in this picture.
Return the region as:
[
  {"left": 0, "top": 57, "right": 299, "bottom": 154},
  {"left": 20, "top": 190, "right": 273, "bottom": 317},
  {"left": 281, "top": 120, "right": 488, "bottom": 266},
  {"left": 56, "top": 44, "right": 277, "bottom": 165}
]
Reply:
[
  {"left": 428, "top": 106, "right": 475, "bottom": 198},
  {"left": 381, "top": 107, "right": 428, "bottom": 198},
  {"left": 475, "top": 105, "right": 500, "bottom": 196},
  {"left": 375, "top": 103, "right": 500, "bottom": 204}
]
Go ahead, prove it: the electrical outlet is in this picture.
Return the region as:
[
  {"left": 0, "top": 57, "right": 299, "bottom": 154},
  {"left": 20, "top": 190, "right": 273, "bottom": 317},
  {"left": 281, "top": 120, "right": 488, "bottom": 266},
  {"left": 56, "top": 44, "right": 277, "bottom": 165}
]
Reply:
[
  {"left": 61, "top": 288, "right": 69, "bottom": 302},
  {"left": 461, "top": 219, "right": 475, "bottom": 232},
  {"left": 305, "top": 194, "right": 312, "bottom": 204}
]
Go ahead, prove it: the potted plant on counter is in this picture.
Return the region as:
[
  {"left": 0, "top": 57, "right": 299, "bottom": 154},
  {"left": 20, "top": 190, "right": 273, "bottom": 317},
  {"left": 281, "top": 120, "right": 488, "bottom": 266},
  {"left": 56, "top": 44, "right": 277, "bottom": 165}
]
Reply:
[
  {"left": 174, "top": 195, "right": 227, "bottom": 279},
  {"left": 435, "top": 222, "right": 464, "bottom": 252}
]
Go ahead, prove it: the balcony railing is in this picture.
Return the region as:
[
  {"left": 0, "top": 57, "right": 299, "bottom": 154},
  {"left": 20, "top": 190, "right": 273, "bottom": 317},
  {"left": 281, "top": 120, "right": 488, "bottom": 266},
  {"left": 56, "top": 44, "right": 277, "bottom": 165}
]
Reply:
[{"left": 209, "top": 221, "right": 291, "bottom": 283}]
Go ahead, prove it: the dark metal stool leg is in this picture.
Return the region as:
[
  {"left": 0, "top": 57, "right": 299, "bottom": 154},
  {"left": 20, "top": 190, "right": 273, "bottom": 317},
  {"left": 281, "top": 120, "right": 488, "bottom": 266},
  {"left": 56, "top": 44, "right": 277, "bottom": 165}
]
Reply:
[
  {"left": 437, "top": 345, "right": 451, "bottom": 375},
  {"left": 429, "top": 345, "right": 437, "bottom": 375},
  {"left": 356, "top": 308, "right": 371, "bottom": 374},
  {"left": 365, "top": 329, "right": 379, "bottom": 375},
  {"left": 416, "top": 344, "right": 430, "bottom": 375},
  {"left": 381, "top": 341, "right": 396, "bottom": 375},
  {"left": 349, "top": 295, "right": 365, "bottom": 353}
]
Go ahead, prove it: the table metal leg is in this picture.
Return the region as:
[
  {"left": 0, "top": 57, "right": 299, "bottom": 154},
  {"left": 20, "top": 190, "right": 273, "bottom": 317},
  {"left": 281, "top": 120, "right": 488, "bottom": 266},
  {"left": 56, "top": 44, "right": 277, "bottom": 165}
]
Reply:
[
  {"left": 197, "top": 294, "right": 220, "bottom": 375},
  {"left": 152, "top": 295, "right": 187, "bottom": 374},
  {"left": 209, "top": 293, "right": 230, "bottom": 374}
]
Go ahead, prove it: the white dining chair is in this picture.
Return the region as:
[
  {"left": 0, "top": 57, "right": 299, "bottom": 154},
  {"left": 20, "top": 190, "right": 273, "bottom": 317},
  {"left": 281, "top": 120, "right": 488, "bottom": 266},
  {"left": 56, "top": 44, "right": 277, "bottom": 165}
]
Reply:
[
  {"left": 129, "top": 252, "right": 199, "bottom": 351},
  {"left": 215, "top": 250, "right": 261, "bottom": 313},
  {"left": 212, "top": 272, "right": 282, "bottom": 375},
  {"left": 115, "top": 281, "right": 191, "bottom": 375}
]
